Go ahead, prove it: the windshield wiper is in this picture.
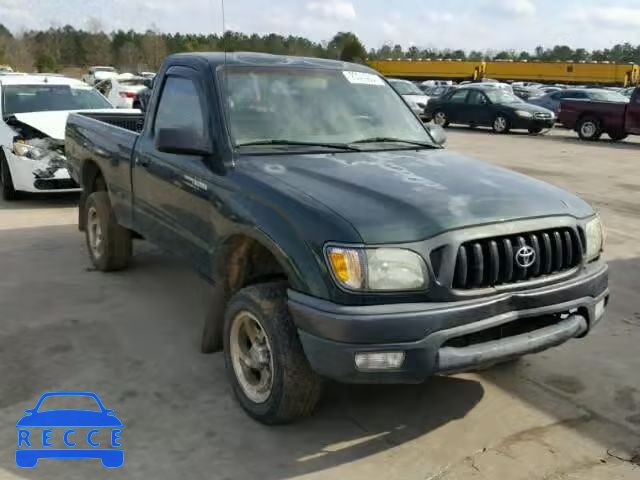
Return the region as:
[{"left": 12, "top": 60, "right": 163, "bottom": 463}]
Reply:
[
  {"left": 235, "top": 139, "right": 361, "bottom": 151},
  {"left": 350, "top": 137, "right": 436, "bottom": 148}
]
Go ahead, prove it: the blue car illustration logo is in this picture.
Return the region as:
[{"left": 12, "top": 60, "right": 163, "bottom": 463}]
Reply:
[{"left": 16, "top": 391, "right": 123, "bottom": 468}]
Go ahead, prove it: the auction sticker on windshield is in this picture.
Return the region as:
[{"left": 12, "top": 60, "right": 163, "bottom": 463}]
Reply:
[{"left": 343, "top": 71, "right": 384, "bottom": 86}]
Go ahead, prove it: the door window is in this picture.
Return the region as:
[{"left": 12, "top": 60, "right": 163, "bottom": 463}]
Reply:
[
  {"left": 154, "top": 76, "right": 205, "bottom": 136},
  {"left": 467, "top": 90, "right": 488, "bottom": 105},
  {"left": 448, "top": 89, "right": 468, "bottom": 103}
]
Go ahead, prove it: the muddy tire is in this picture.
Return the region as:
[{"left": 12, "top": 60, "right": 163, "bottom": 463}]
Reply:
[
  {"left": 0, "top": 155, "right": 17, "bottom": 201},
  {"left": 577, "top": 116, "right": 602, "bottom": 141},
  {"left": 223, "top": 282, "right": 324, "bottom": 424},
  {"left": 84, "top": 191, "right": 132, "bottom": 271}
]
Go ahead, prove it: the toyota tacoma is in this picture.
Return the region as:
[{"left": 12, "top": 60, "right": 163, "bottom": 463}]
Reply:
[{"left": 65, "top": 52, "right": 609, "bottom": 424}]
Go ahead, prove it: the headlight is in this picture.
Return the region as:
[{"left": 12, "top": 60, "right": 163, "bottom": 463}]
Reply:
[
  {"left": 13, "top": 142, "right": 47, "bottom": 160},
  {"left": 585, "top": 216, "right": 604, "bottom": 261},
  {"left": 326, "top": 246, "right": 428, "bottom": 291},
  {"left": 515, "top": 110, "right": 533, "bottom": 118}
]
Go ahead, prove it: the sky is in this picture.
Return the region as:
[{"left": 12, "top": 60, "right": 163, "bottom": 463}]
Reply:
[{"left": 2, "top": 0, "right": 640, "bottom": 52}]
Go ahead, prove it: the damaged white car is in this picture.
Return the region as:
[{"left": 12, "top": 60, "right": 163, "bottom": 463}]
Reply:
[{"left": 0, "top": 75, "right": 125, "bottom": 200}]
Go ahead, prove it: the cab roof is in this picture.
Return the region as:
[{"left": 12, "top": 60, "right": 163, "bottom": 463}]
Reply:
[
  {"left": 166, "top": 51, "right": 375, "bottom": 73},
  {"left": 0, "top": 74, "right": 88, "bottom": 87}
]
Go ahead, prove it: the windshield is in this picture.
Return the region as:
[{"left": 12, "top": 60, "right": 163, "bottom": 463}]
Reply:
[
  {"left": 389, "top": 80, "right": 423, "bottom": 95},
  {"left": 484, "top": 89, "right": 523, "bottom": 104},
  {"left": 223, "top": 67, "right": 433, "bottom": 150},
  {"left": 2, "top": 85, "right": 112, "bottom": 116},
  {"left": 588, "top": 90, "right": 629, "bottom": 102}
]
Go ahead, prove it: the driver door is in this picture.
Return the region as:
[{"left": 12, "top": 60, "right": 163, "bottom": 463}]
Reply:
[{"left": 466, "top": 90, "right": 492, "bottom": 126}]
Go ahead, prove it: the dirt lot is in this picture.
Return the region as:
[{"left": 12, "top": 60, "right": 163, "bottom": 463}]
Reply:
[{"left": 0, "top": 128, "right": 639, "bottom": 479}]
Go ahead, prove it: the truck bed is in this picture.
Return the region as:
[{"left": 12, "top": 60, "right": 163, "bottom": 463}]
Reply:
[
  {"left": 74, "top": 111, "right": 145, "bottom": 133},
  {"left": 65, "top": 111, "right": 143, "bottom": 228},
  {"left": 558, "top": 99, "right": 627, "bottom": 133}
]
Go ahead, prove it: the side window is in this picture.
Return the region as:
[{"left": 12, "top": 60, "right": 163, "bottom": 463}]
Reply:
[
  {"left": 154, "top": 76, "right": 205, "bottom": 135},
  {"left": 550, "top": 92, "right": 562, "bottom": 100},
  {"left": 574, "top": 92, "right": 588, "bottom": 99},
  {"left": 467, "top": 90, "right": 488, "bottom": 105},
  {"left": 448, "top": 90, "right": 468, "bottom": 103}
]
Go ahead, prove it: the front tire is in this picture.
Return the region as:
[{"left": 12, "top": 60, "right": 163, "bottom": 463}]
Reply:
[
  {"left": 84, "top": 191, "right": 132, "bottom": 271},
  {"left": 0, "top": 155, "right": 17, "bottom": 201},
  {"left": 577, "top": 116, "right": 602, "bottom": 141},
  {"left": 492, "top": 114, "right": 510, "bottom": 134},
  {"left": 223, "top": 283, "right": 324, "bottom": 424}
]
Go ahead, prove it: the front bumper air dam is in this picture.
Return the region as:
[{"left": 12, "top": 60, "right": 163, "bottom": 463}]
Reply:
[{"left": 289, "top": 264, "right": 608, "bottom": 383}]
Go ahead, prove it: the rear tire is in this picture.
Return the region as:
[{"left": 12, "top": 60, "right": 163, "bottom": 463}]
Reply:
[
  {"left": 608, "top": 131, "right": 628, "bottom": 141},
  {"left": 0, "top": 155, "right": 17, "bottom": 201},
  {"left": 577, "top": 116, "right": 602, "bottom": 141},
  {"left": 84, "top": 191, "right": 132, "bottom": 271},
  {"left": 223, "top": 282, "right": 324, "bottom": 424},
  {"left": 492, "top": 114, "right": 510, "bottom": 134}
]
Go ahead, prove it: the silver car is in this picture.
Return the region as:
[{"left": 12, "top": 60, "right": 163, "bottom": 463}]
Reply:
[{"left": 387, "top": 78, "right": 430, "bottom": 119}]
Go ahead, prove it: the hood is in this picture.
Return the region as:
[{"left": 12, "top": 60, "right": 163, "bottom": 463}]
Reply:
[
  {"left": 11, "top": 109, "right": 136, "bottom": 140},
  {"left": 240, "top": 149, "right": 593, "bottom": 244},
  {"left": 503, "top": 102, "right": 553, "bottom": 114}
]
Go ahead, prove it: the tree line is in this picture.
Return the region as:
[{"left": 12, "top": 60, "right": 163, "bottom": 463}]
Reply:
[{"left": 1, "top": 22, "right": 639, "bottom": 74}]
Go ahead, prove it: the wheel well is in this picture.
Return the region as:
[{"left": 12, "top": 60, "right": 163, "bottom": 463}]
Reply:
[
  {"left": 82, "top": 160, "right": 106, "bottom": 194},
  {"left": 219, "top": 235, "right": 288, "bottom": 295},
  {"left": 78, "top": 160, "right": 106, "bottom": 231},
  {"left": 577, "top": 113, "right": 601, "bottom": 125}
]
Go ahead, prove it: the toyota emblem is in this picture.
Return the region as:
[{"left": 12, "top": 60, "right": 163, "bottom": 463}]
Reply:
[{"left": 515, "top": 245, "right": 536, "bottom": 268}]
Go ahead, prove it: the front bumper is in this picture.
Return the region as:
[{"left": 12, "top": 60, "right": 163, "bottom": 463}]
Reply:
[
  {"left": 289, "top": 263, "right": 608, "bottom": 383},
  {"left": 512, "top": 117, "right": 555, "bottom": 130},
  {"left": 4, "top": 149, "right": 80, "bottom": 193}
]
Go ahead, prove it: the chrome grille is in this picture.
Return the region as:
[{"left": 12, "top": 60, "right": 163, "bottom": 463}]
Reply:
[{"left": 452, "top": 227, "right": 582, "bottom": 289}]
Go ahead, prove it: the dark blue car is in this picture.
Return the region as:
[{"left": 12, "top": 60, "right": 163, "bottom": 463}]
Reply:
[{"left": 16, "top": 391, "right": 123, "bottom": 468}]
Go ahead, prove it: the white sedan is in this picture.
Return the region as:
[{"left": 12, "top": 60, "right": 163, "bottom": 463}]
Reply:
[
  {"left": 0, "top": 74, "right": 123, "bottom": 200},
  {"left": 95, "top": 75, "right": 148, "bottom": 109}
]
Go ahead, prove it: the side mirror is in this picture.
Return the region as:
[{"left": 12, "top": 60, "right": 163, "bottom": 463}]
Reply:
[
  {"left": 143, "top": 78, "right": 154, "bottom": 89},
  {"left": 155, "top": 128, "right": 213, "bottom": 156},
  {"left": 426, "top": 123, "right": 447, "bottom": 146}
]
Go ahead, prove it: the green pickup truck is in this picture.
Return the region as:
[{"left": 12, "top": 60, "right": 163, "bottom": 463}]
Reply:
[{"left": 65, "top": 52, "right": 609, "bottom": 424}]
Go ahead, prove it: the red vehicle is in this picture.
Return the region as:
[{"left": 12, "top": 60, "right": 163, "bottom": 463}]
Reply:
[{"left": 558, "top": 87, "right": 640, "bottom": 141}]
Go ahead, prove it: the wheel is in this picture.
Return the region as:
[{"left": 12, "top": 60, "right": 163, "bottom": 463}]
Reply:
[
  {"left": 223, "top": 282, "right": 324, "bottom": 424},
  {"left": 84, "top": 191, "right": 132, "bottom": 271},
  {"left": 0, "top": 154, "right": 17, "bottom": 201},
  {"left": 528, "top": 126, "right": 543, "bottom": 134},
  {"left": 433, "top": 110, "right": 449, "bottom": 127},
  {"left": 577, "top": 116, "right": 602, "bottom": 141},
  {"left": 608, "top": 131, "right": 628, "bottom": 141},
  {"left": 492, "top": 115, "right": 510, "bottom": 134}
]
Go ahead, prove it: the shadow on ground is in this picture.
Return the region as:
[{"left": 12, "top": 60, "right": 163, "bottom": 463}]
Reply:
[
  {"left": 0, "top": 192, "right": 79, "bottom": 210},
  {"left": 0, "top": 229, "right": 638, "bottom": 478}
]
